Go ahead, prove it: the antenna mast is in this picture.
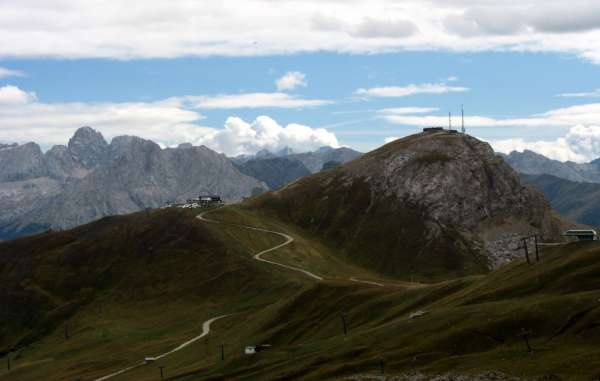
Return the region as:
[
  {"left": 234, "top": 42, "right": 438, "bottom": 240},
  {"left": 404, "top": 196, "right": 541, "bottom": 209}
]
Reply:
[
  {"left": 461, "top": 105, "right": 465, "bottom": 134},
  {"left": 448, "top": 112, "right": 452, "bottom": 130}
]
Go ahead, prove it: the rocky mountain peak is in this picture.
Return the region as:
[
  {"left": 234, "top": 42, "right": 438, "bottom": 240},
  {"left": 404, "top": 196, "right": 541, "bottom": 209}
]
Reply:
[
  {"left": 67, "top": 126, "right": 110, "bottom": 168},
  {"left": 0, "top": 142, "right": 47, "bottom": 182},
  {"left": 253, "top": 131, "right": 566, "bottom": 276}
]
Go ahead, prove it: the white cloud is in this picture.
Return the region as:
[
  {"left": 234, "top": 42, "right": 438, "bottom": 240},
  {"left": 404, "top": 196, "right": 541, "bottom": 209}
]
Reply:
[
  {"left": 0, "top": 67, "right": 25, "bottom": 78},
  {"left": 0, "top": 95, "right": 209, "bottom": 147},
  {"left": 380, "top": 103, "right": 600, "bottom": 128},
  {"left": 384, "top": 136, "right": 399, "bottom": 143},
  {"left": 0, "top": 85, "right": 36, "bottom": 104},
  {"left": 356, "top": 83, "right": 469, "bottom": 98},
  {"left": 351, "top": 17, "right": 418, "bottom": 38},
  {"left": 4, "top": 1, "right": 600, "bottom": 63},
  {"left": 0, "top": 86, "right": 339, "bottom": 156},
  {"left": 379, "top": 107, "right": 439, "bottom": 114},
  {"left": 276, "top": 71, "right": 307, "bottom": 91},
  {"left": 490, "top": 125, "right": 600, "bottom": 163},
  {"left": 195, "top": 116, "right": 340, "bottom": 156},
  {"left": 184, "top": 93, "right": 331, "bottom": 109},
  {"left": 558, "top": 89, "right": 600, "bottom": 98}
]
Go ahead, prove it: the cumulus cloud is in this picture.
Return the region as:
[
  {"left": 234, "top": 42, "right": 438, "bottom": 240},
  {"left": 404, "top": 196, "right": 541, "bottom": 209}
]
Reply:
[
  {"left": 196, "top": 116, "right": 340, "bottom": 156},
  {"left": 183, "top": 93, "right": 331, "bottom": 109},
  {"left": 0, "top": 86, "right": 340, "bottom": 156},
  {"left": 2, "top": 1, "right": 600, "bottom": 63},
  {"left": 0, "top": 85, "right": 36, "bottom": 104},
  {"left": 276, "top": 71, "right": 307, "bottom": 91},
  {"left": 0, "top": 67, "right": 25, "bottom": 78},
  {"left": 490, "top": 125, "right": 600, "bottom": 163},
  {"left": 356, "top": 83, "right": 469, "bottom": 98}
]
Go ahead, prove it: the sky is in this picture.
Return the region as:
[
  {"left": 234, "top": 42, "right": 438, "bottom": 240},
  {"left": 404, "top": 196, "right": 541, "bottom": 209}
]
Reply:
[{"left": 2, "top": 0, "right": 600, "bottom": 161}]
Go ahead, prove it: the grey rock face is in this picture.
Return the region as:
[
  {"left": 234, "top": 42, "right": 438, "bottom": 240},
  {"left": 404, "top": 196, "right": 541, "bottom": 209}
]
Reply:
[
  {"left": 266, "top": 131, "right": 565, "bottom": 271},
  {"left": 0, "top": 127, "right": 266, "bottom": 239},
  {"left": 235, "top": 157, "right": 311, "bottom": 189},
  {"left": 0, "top": 142, "right": 48, "bottom": 182},
  {"left": 503, "top": 149, "right": 600, "bottom": 183},
  {"left": 289, "top": 146, "right": 362, "bottom": 173},
  {"left": 67, "top": 126, "right": 110, "bottom": 169},
  {"left": 344, "top": 133, "right": 565, "bottom": 268}
]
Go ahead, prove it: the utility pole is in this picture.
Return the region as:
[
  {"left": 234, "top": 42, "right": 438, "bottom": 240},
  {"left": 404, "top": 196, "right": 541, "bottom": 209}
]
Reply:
[
  {"left": 340, "top": 312, "right": 348, "bottom": 336},
  {"left": 534, "top": 235, "right": 540, "bottom": 262},
  {"left": 461, "top": 105, "right": 465, "bottom": 134},
  {"left": 517, "top": 328, "right": 533, "bottom": 353},
  {"left": 448, "top": 112, "right": 452, "bottom": 129},
  {"left": 158, "top": 366, "right": 165, "bottom": 380},
  {"left": 6, "top": 353, "right": 10, "bottom": 371},
  {"left": 220, "top": 344, "right": 225, "bottom": 361},
  {"left": 522, "top": 238, "right": 531, "bottom": 265}
]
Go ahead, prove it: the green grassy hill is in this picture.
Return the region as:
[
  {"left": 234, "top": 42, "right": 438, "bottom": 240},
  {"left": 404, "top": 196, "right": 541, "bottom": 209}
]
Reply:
[{"left": 1, "top": 206, "right": 600, "bottom": 380}]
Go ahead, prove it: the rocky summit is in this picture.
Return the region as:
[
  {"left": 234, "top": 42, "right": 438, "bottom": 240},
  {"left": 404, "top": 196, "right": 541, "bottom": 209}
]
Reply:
[
  {"left": 0, "top": 127, "right": 265, "bottom": 239},
  {"left": 251, "top": 130, "right": 567, "bottom": 277}
]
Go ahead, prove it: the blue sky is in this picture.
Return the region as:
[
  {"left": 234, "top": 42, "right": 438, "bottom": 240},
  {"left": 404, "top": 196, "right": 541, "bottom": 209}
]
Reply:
[{"left": 2, "top": 1, "right": 600, "bottom": 161}]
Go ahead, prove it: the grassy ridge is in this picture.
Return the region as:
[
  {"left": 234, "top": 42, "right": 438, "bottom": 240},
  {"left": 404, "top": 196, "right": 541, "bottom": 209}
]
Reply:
[
  {"left": 1, "top": 207, "right": 600, "bottom": 380},
  {"left": 172, "top": 239, "right": 600, "bottom": 380}
]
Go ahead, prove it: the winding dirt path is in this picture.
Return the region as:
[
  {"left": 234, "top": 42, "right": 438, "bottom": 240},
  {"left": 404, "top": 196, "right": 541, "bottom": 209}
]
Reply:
[
  {"left": 198, "top": 208, "right": 324, "bottom": 281},
  {"left": 93, "top": 314, "right": 231, "bottom": 381}
]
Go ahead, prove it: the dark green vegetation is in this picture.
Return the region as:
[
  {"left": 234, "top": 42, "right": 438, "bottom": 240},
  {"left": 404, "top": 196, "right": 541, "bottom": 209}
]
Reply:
[
  {"left": 521, "top": 173, "right": 600, "bottom": 227},
  {"left": 1, "top": 205, "right": 600, "bottom": 380}
]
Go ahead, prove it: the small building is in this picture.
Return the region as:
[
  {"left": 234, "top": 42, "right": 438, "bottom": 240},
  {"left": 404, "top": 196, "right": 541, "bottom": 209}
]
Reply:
[
  {"left": 244, "top": 344, "right": 271, "bottom": 355},
  {"left": 199, "top": 195, "right": 223, "bottom": 207},
  {"left": 563, "top": 229, "right": 598, "bottom": 241},
  {"left": 423, "top": 127, "right": 444, "bottom": 132}
]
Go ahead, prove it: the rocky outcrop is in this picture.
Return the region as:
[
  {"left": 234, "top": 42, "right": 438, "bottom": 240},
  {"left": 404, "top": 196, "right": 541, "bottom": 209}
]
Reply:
[
  {"left": 0, "top": 142, "right": 48, "bottom": 182},
  {"left": 251, "top": 131, "right": 566, "bottom": 278},
  {"left": 66, "top": 126, "right": 110, "bottom": 169}
]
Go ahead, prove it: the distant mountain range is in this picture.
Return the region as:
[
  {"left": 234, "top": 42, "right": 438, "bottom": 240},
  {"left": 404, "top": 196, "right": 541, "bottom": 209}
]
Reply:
[
  {"left": 0, "top": 127, "right": 362, "bottom": 240},
  {"left": 0, "top": 127, "right": 265, "bottom": 240},
  {"left": 502, "top": 149, "right": 600, "bottom": 183},
  {"left": 520, "top": 173, "right": 600, "bottom": 227},
  {"left": 232, "top": 145, "right": 362, "bottom": 189},
  {"left": 501, "top": 150, "right": 600, "bottom": 227}
]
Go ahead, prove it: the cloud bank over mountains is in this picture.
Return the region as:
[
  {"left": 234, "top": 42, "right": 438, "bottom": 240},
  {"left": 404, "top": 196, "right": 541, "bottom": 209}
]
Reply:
[
  {"left": 3, "top": 1, "right": 600, "bottom": 63},
  {"left": 0, "top": 85, "right": 339, "bottom": 156},
  {"left": 196, "top": 116, "right": 340, "bottom": 157},
  {"left": 491, "top": 125, "right": 600, "bottom": 163}
]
